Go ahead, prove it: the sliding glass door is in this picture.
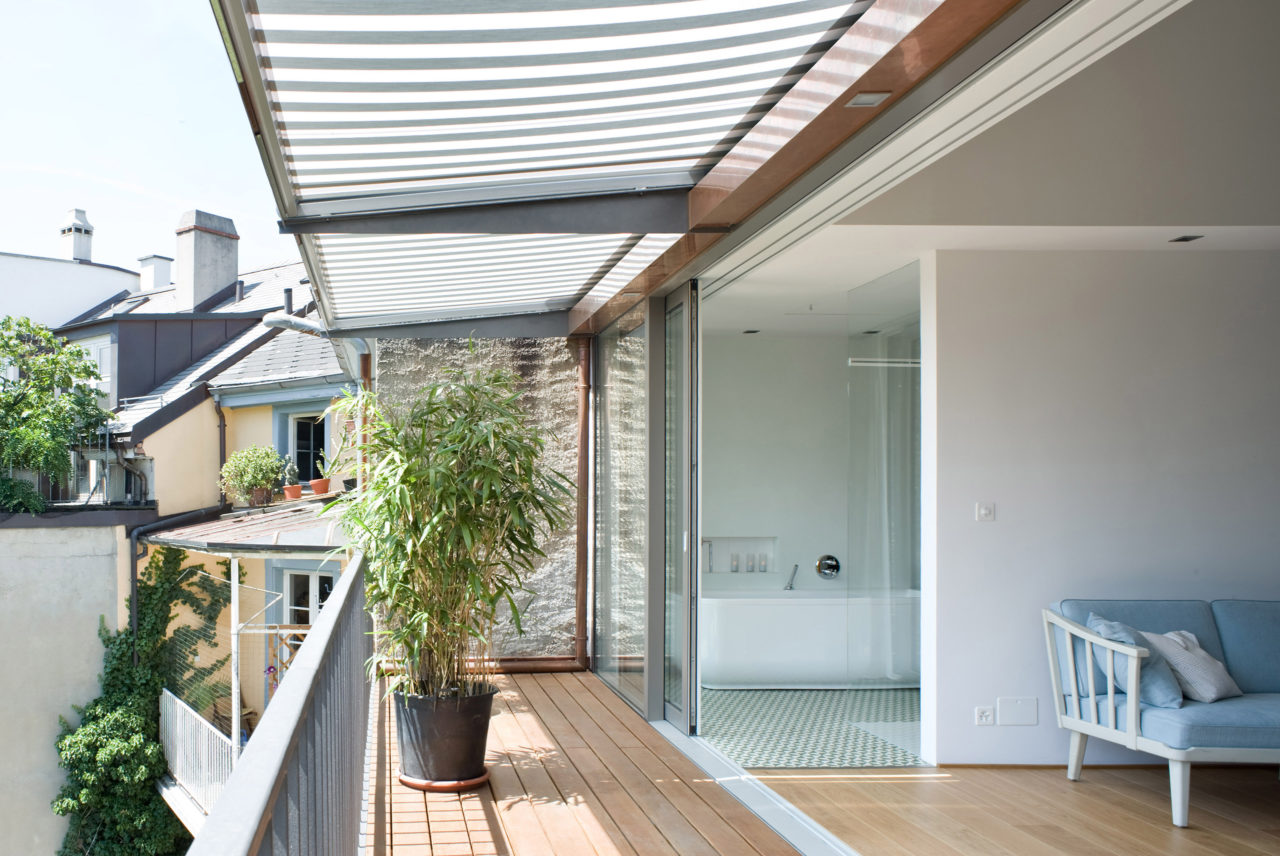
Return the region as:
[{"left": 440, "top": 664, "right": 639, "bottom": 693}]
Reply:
[
  {"left": 664, "top": 283, "right": 696, "bottom": 732},
  {"left": 594, "top": 304, "right": 649, "bottom": 709}
]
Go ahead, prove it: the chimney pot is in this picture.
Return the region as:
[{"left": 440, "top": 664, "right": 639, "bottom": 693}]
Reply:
[
  {"left": 137, "top": 255, "right": 173, "bottom": 293},
  {"left": 235, "top": 280, "right": 245, "bottom": 302},
  {"left": 283, "top": 288, "right": 294, "bottom": 314},
  {"left": 60, "top": 209, "right": 93, "bottom": 262}
]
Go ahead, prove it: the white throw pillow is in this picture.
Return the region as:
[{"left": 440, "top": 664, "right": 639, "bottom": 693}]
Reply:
[{"left": 1140, "top": 630, "right": 1243, "bottom": 703}]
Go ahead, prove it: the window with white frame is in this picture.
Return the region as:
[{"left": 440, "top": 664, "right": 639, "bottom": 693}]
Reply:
[
  {"left": 76, "top": 334, "right": 113, "bottom": 398},
  {"left": 283, "top": 569, "right": 335, "bottom": 626}
]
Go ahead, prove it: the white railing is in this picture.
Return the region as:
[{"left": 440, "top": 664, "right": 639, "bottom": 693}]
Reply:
[
  {"left": 187, "top": 554, "right": 371, "bottom": 856},
  {"left": 159, "top": 688, "right": 236, "bottom": 813}
]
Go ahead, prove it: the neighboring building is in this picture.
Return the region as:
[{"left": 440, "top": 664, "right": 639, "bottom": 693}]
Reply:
[
  {"left": 0, "top": 209, "right": 139, "bottom": 330},
  {"left": 0, "top": 208, "right": 353, "bottom": 853}
]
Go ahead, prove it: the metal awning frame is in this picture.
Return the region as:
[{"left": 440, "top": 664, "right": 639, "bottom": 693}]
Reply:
[{"left": 213, "top": 0, "right": 1041, "bottom": 335}]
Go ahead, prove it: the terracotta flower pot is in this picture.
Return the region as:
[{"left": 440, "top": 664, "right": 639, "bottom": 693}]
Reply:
[
  {"left": 309, "top": 477, "right": 331, "bottom": 494},
  {"left": 251, "top": 486, "right": 272, "bottom": 507},
  {"left": 282, "top": 484, "right": 302, "bottom": 500}
]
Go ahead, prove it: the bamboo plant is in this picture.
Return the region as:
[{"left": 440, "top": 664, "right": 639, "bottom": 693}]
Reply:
[{"left": 328, "top": 367, "right": 572, "bottom": 698}]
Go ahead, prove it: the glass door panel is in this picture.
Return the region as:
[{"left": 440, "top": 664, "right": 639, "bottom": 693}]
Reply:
[
  {"left": 664, "top": 284, "right": 695, "bottom": 730},
  {"left": 594, "top": 304, "right": 649, "bottom": 710}
]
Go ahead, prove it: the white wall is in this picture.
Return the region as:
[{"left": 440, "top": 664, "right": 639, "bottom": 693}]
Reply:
[
  {"left": 0, "top": 253, "right": 137, "bottom": 327},
  {"left": 701, "top": 333, "right": 850, "bottom": 593},
  {"left": 931, "top": 249, "right": 1280, "bottom": 764},
  {"left": 0, "top": 525, "right": 127, "bottom": 854},
  {"left": 841, "top": 0, "right": 1280, "bottom": 229}
]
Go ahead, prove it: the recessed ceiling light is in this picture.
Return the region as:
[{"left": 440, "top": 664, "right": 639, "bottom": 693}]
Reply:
[
  {"left": 1169, "top": 235, "right": 1204, "bottom": 243},
  {"left": 743, "top": 329, "right": 760, "bottom": 334},
  {"left": 846, "top": 91, "right": 891, "bottom": 108}
]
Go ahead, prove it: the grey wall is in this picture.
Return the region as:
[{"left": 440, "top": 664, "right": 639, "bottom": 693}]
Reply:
[
  {"left": 931, "top": 249, "right": 1280, "bottom": 763},
  {"left": 0, "top": 525, "right": 124, "bottom": 854},
  {"left": 375, "top": 338, "right": 579, "bottom": 658},
  {"left": 77, "top": 317, "right": 257, "bottom": 400}
]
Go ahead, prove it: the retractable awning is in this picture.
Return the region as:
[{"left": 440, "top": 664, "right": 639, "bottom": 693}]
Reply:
[{"left": 212, "top": 0, "right": 1029, "bottom": 333}]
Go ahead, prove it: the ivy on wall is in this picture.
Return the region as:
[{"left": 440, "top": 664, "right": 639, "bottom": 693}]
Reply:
[{"left": 52, "top": 547, "right": 230, "bottom": 856}]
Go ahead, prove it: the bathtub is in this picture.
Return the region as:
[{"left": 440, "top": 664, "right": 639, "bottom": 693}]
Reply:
[{"left": 698, "top": 590, "right": 920, "bottom": 689}]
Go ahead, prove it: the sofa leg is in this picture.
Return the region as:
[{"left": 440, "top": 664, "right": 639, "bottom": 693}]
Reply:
[
  {"left": 1066, "top": 732, "right": 1087, "bottom": 781},
  {"left": 1169, "top": 760, "right": 1191, "bottom": 827}
]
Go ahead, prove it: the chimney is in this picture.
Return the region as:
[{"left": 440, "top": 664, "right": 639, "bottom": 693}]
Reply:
[
  {"left": 60, "top": 209, "right": 93, "bottom": 262},
  {"left": 174, "top": 210, "right": 238, "bottom": 311},
  {"left": 234, "top": 280, "right": 245, "bottom": 302},
  {"left": 137, "top": 255, "right": 172, "bottom": 292},
  {"left": 283, "top": 288, "right": 293, "bottom": 314}
]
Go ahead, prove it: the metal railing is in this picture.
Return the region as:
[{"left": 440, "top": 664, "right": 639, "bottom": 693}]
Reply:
[
  {"left": 159, "top": 688, "right": 235, "bottom": 813},
  {"left": 11, "top": 430, "right": 151, "bottom": 506},
  {"left": 188, "top": 553, "right": 370, "bottom": 856}
]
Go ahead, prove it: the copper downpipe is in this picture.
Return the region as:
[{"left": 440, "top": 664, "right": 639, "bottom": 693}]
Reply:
[{"left": 573, "top": 336, "right": 591, "bottom": 670}]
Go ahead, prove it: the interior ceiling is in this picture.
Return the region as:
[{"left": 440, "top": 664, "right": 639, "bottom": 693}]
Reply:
[
  {"left": 703, "top": 224, "right": 1280, "bottom": 334},
  {"left": 704, "top": 0, "right": 1280, "bottom": 335}
]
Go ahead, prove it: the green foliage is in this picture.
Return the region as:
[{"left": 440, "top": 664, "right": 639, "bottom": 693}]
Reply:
[
  {"left": 0, "top": 316, "right": 111, "bottom": 510},
  {"left": 0, "top": 472, "right": 46, "bottom": 513},
  {"left": 328, "top": 367, "right": 573, "bottom": 698},
  {"left": 53, "top": 547, "right": 231, "bottom": 856},
  {"left": 218, "top": 444, "right": 286, "bottom": 503},
  {"left": 282, "top": 458, "right": 300, "bottom": 486}
]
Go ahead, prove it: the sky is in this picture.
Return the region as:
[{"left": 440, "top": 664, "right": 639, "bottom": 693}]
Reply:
[{"left": 0, "top": 1, "right": 298, "bottom": 274}]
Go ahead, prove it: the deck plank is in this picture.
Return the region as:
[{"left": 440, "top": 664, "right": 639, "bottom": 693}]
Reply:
[
  {"left": 373, "top": 671, "right": 804, "bottom": 855},
  {"left": 574, "top": 672, "right": 802, "bottom": 856}
]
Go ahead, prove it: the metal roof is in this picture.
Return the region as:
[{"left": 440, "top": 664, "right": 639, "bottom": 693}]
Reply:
[
  {"left": 82, "top": 261, "right": 310, "bottom": 320},
  {"left": 214, "top": 0, "right": 873, "bottom": 331},
  {"left": 143, "top": 499, "right": 346, "bottom": 558}
]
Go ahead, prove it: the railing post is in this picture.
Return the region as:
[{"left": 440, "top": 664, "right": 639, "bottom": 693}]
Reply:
[{"left": 231, "top": 557, "right": 241, "bottom": 765}]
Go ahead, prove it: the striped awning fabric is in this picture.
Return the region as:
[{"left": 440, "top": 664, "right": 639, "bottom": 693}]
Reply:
[{"left": 225, "top": 1, "right": 871, "bottom": 328}]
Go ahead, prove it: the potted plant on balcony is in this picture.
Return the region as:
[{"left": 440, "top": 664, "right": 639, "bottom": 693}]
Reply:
[
  {"left": 282, "top": 459, "right": 302, "bottom": 501},
  {"left": 219, "top": 445, "right": 286, "bottom": 507},
  {"left": 328, "top": 367, "right": 571, "bottom": 791}
]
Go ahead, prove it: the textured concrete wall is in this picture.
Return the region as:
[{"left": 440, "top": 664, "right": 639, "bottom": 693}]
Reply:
[
  {"left": 0, "top": 525, "right": 125, "bottom": 855},
  {"left": 376, "top": 338, "right": 579, "bottom": 658}
]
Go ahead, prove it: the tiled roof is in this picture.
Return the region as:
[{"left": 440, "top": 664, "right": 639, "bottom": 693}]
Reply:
[{"left": 209, "top": 313, "right": 344, "bottom": 390}]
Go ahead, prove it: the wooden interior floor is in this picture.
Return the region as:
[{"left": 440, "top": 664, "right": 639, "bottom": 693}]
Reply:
[
  {"left": 751, "top": 765, "right": 1280, "bottom": 856},
  {"left": 367, "top": 671, "right": 800, "bottom": 856}
]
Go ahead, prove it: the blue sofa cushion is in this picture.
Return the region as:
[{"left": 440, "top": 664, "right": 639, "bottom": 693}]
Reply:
[
  {"left": 1054, "top": 600, "right": 1223, "bottom": 695},
  {"left": 1095, "top": 694, "right": 1280, "bottom": 750},
  {"left": 1087, "top": 613, "right": 1183, "bottom": 708},
  {"left": 1211, "top": 600, "right": 1280, "bottom": 693}
]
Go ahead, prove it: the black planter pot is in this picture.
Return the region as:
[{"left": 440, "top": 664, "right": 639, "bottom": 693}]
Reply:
[{"left": 394, "top": 686, "right": 496, "bottom": 791}]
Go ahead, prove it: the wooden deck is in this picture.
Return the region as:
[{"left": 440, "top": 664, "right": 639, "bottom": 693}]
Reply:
[
  {"left": 365, "top": 672, "right": 801, "bottom": 856},
  {"left": 754, "top": 765, "right": 1280, "bottom": 856}
]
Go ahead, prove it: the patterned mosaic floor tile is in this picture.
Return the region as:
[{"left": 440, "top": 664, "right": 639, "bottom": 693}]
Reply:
[{"left": 700, "top": 688, "right": 925, "bottom": 768}]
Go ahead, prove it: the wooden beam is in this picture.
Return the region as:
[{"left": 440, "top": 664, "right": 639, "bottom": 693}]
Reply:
[{"left": 568, "top": 0, "right": 1025, "bottom": 335}]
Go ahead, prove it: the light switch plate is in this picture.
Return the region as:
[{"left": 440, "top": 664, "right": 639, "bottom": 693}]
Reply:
[{"left": 997, "top": 697, "right": 1037, "bottom": 726}]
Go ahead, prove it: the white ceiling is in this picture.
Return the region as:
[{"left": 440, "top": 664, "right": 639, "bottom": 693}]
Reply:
[
  {"left": 701, "top": 223, "right": 1280, "bottom": 334},
  {"left": 700, "top": 0, "right": 1280, "bottom": 336}
]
